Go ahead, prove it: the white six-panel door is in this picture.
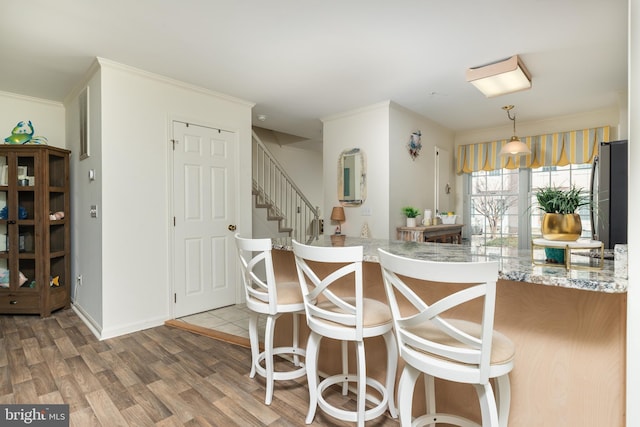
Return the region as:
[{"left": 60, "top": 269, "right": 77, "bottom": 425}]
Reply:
[{"left": 172, "top": 121, "right": 237, "bottom": 317}]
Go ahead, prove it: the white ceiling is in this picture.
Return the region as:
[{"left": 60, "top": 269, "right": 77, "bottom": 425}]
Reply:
[{"left": 0, "top": 0, "right": 628, "bottom": 144}]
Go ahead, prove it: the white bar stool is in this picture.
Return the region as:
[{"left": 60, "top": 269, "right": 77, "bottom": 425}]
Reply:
[
  {"left": 292, "top": 240, "right": 398, "bottom": 427},
  {"left": 378, "top": 248, "right": 515, "bottom": 427},
  {"left": 234, "top": 234, "right": 306, "bottom": 405}
]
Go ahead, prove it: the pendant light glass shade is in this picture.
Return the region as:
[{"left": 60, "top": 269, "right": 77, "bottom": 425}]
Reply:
[
  {"left": 499, "top": 136, "right": 531, "bottom": 156},
  {"left": 499, "top": 105, "right": 530, "bottom": 157}
]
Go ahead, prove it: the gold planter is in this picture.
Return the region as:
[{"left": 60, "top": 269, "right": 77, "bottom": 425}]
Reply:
[{"left": 541, "top": 213, "right": 582, "bottom": 241}]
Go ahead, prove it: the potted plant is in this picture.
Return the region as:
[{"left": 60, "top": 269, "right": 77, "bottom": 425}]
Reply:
[
  {"left": 535, "top": 185, "right": 589, "bottom": 263},
  {"left": 402, "top": 206, "right": 420, "bottom": 227},
  {"left": 535, "top": 185, "right": 588, "bottom": 240}
]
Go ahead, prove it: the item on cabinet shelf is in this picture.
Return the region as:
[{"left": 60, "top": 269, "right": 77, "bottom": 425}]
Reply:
[
  {"left": 1, "top": 206, "right": 28, "bottom": 220},
  {"left": 0, "top": 268, "right": 28, "bottom": 288},
  {"left": 49, "top": 211, "right": 65, "bottom": 220},
  {"left": 18, "top": 178, "right": 28, "bottom": 186},
  {"left": 3, "top": 120, "right": 48, "bottom": 145},
  {"left": 5, "top": 234, "right": 27, "bottom": 252},
  {"left": 50, "top": 276, "right": 60, "bottom": 287}
]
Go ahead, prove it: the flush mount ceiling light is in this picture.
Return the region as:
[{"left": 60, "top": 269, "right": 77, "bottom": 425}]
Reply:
[
  {"left": 466, "top": 55, "right": 531, "bottom": 97},
  {"left": 499, "top": 105, "right": 531, "bottom": 157}
]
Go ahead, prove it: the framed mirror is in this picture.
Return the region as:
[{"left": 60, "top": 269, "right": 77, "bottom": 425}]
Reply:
[{"left": 338, "top": 148, "right": 366, "bottom": 206}]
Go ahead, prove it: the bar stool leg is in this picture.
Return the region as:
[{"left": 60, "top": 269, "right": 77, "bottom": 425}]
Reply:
[
  {"left": 305, "top": 331, "right": 321, "bottom": 424},
  {"left": 264, "top": 315, "right": 276, "bottom": 405},
  {"left": 495, "top": 375, "right": 512, "bottom": 427},
  {"left": 424, "top": 374, "right": 436, "bottom": 425},
  {"left": 341, "top": 340, "right": 349, "bottom": 395},
  {"left": 248, "top": 312, "right": 260, "bottom": 379},
  {"left": 355, "top": 340, "right": 366, "bottom": 427},
  {"left": 474, "top": 382, "right": 499, "bottom": 426},
  {"left": 382, "top": 330, "right": 398, "bottom": 418},
  {"left": 398, "top": 364, "right": 421, "bottom": 427},
  {"left": 292, "top": 313, "right": 301, "bottom": 367}
]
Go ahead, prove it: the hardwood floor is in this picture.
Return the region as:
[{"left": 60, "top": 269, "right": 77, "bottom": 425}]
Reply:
[{"left": 0, "top": 309, "right": 399, "bottom": 426}]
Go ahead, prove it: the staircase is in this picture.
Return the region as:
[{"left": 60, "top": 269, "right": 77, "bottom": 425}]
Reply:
[{"left": 252, "top": 130, "right": 320, "bottom": 244}]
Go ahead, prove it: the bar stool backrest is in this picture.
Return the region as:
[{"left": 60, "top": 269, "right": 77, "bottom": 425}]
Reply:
[
  {"left": 235, "top": 234, "right": 279, "bottom": 315},
  {"left": 292, "top": 240, "right": 365, "bottom": 341},
  {"left": 378, "top": 248, "right": 500, "bottom": 384}
]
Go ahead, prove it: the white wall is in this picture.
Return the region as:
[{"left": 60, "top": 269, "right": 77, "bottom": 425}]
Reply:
[
  {"left": 0, "top": 91, "right": 65, "bottom": 148},
  {"left": 389, "top": 102, "right": 455, "bottom": 238},
  {"left": 322, "top": 102, "right": 390, "bottom": 238},
  {"left": 65, "top": 65, "right": 104, "bottom": 334},
  {"left": 68, "top": 58, "right": 253, "bottom": 339}
]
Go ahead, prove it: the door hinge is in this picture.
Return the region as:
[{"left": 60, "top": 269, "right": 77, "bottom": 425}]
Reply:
[
  {"left": 171, "top": 139, "right": 177, "bottom": 150},
  {"left": 174, "top": 293, "right": 177, "bottom": 303},
  {"left": 173, "top": 217, "right": 176, "bottom": 226}
]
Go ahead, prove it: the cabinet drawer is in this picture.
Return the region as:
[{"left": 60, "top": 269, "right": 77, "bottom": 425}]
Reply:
[{"left": 0, "top": 293, "right": 40, "bottom": 313}]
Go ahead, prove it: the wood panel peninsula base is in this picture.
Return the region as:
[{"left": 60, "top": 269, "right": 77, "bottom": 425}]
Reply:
[
  {"left": 396, "top": 224, "right": 463, "bottom": 243},
  {"left": 270, "top": 237, "right": 626, "bottom": 426}
]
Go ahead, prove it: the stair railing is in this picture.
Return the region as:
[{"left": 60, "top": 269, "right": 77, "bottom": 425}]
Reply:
[{"left": 252, "top": 130, "right": 320, "bottom": 244}]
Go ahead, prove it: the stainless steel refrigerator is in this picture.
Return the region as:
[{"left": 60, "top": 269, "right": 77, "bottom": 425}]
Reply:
[{"left": 590, "top": 140, "right": 628, "bottom": 249}]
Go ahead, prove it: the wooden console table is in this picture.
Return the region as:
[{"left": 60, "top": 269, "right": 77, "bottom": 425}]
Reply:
[{"left": 396, "top": 224, "right": 463, "bottom": 244}]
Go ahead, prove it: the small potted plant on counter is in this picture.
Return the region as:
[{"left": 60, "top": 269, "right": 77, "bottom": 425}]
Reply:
[{"left": 402, "top": 206, "right": 420, "bottom": 227}]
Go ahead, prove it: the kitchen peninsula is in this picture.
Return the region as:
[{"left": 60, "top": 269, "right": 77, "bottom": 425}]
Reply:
[{"left": 271, "top": 236, "right": 626, "bottom": 426}]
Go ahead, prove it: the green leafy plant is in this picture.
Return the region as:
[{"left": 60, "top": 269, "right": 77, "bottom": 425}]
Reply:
[
  {"left": 401, "top": 206, "right": 420, "bottom": 218},
  {"left": 535, "top": 185, "right": 589, "bottom": 214}
]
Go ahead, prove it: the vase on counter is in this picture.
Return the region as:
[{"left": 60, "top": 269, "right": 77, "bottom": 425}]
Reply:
[{"left": 406, "top": 217, "right": 416, "bottom": 227}]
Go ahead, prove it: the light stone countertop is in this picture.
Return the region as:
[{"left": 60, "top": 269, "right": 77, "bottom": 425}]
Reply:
[{"left": 274, "top": 235, "right": 627, "bottom": 294}]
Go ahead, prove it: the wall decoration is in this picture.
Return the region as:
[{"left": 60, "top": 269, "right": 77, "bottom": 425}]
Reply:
[
  {"left": 79, "top": 87, "right": 90, "bottom": 159},
  {"left": 3, "top": 120, "right": 48, "bottom": 144},
  {"left": 408, "top": 130, "right": 422, "bottom": 160}
]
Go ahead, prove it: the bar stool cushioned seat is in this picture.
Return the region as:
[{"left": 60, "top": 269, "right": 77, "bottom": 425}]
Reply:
[
  {"left": 235, "top": 234, "right": 306, "bottom": 405},
  {"left": 378, "top": 248, "right": 515, "bottom": 427},
  {"left": 292, "top": 240, "right": 398, "bottom": 427}
]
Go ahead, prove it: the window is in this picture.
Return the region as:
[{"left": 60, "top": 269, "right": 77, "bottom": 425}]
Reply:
[
  {"left": 468, "top": 163, "right": 593, "bottom": 250},
  {"left": 530, "top": 163, "right": 593, "bottom": 239},
  {"left": 469, "top": 169, "right": 519, "bottom": 255}
]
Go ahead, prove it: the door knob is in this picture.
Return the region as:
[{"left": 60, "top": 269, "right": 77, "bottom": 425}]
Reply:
[{"left": 228, "top": 225, "right": 236, "bottom": 231}]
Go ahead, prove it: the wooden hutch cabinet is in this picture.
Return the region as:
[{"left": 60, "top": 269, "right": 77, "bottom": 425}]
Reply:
[{"left": 0, "top": 145, "right": 70, "bottom": 316}]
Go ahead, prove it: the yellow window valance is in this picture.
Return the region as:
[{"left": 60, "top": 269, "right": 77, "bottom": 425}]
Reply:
[{"left": 456, "top": 126, "right": 610, "bottom": 174}]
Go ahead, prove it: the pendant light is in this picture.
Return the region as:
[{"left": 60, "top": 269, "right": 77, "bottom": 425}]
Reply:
[{"left": 499, "top": 105, "right": 531, "bottom": 156}]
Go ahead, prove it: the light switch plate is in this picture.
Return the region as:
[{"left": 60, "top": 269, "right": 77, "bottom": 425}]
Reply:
[{"left": 361, "top": 207, "right": 372, "bottom": 216}]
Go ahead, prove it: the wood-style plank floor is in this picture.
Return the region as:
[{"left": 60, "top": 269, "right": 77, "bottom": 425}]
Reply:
[{"left": 0, "top": 309, "right": 399, "bottom": 426}]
